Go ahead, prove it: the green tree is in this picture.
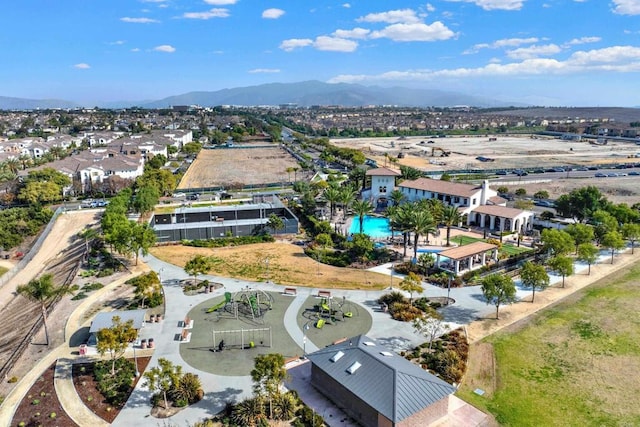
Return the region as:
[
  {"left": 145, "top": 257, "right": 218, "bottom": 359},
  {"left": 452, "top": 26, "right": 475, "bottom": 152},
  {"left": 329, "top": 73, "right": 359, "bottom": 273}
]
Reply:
[
  {"left": 548, "top": 255, "right": 574, "bottom": 288},
  {"left": 601, "top": 230, "right": 625, "bottom": 264},
  {"left": 441, "top": 205, "right": 463, "bottom": 246},
  {"left": 541, "top": 228, "right": 574, "bottom": 257},
  {"left": 565, "top": 223, "right": 595, "bottom": 253},
  {"left": 78, "top": 227, "right": 100, "bottom": 255},
  {"left": 133, "top": 271, "right": 162, "bottom": 308},
  {"left": 496, "top": 186, "right": 509, "bottom": 194},
  {"left": 323, "top": 185, "right": 341, "bottom": 219},
  {"left": 400, "top": 272, "right": 423, "bottom": 304},
  {"left": 621, "top": 223, "right": 640, "bottom": 255},
  {"left": 352, "top": 199, "right": 374, "bottom": 234},
  {"left": 533, "top": 190, "right": 549, "bottom": 200},
  {"left": 132, "top": 185, "right": 159, "bottom": 214},
  {"left": 144, "top": 358, "right": 183, "bottom": 409},
  {"left": 251, "top": 353, "right": 287, "bottom": 419},
  {"left": 515, "top": 188, "right": 526, "bottom": 197},
  {"left": 592, "top": 210, "right": 618, "bottom": 243},
  {"left": 184, "top": 255, "right": 214, "bottom": 284},
  {"left": 18, "top": 181, "right": 64, "bottom": 205},
  {"left": 266, "top": 213, "right": 285, "bottom": 235},
  {"left": 520, "top": 261, "right": 550, "bottom": 303},
  {"left": 413, "top": 314, "right": 447, "bottom": 349},
  {"left": 481, "top": 274, "right": 517, "bottom": 319},
  {"left": 410, "top": 209, "right": 437, "bottom": 261},
  {"left": 16, "top": 274, "right": 72, "bottom": 345},
  {"left": 390, "top": 189, "right": 405, "bottom": 207},
  {"left": 577, "top": 242, "right": 599, "bottom": 275},
  {"left": 129, "top": 223, "right": 157, "bottom": 265},
  {"left": 96, "top": 316, "right": 138, "bottom": 375},
  {"left": 555, "top": 186, "right": 608, "bottom": 222},
  {"left": 514, "top": 199, "right": 534, "bottom": 210},
  {"left": 606, "top": 202, "right": 640, "bottom": 225},
  {"left": 338, "top": 185, "right": 357, "bottom": 221},
  {"left": 399, "top": 165, "right": 422, "bottom": 181}
]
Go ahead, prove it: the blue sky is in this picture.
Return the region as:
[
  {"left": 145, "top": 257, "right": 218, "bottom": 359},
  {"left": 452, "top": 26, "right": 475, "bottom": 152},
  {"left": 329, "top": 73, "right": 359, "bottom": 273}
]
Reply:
[{"left": 2, "top": 0, "right": 640, "bottom": 106}]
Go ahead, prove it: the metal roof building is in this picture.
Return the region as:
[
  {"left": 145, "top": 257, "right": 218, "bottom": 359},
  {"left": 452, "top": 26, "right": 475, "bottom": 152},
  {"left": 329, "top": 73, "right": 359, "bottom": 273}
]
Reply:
[
  {"left": 89, "top": 309, "right": 147, "bottom": 334},
  {"left": 306, "top": 335, "right": 455, "bottom": 427}
]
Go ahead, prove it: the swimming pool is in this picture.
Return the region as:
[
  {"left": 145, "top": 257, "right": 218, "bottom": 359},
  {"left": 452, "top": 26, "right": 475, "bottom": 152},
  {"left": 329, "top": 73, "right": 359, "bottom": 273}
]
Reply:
[{"left": 349, "top": 216, "right": 391, "bottom": 238}]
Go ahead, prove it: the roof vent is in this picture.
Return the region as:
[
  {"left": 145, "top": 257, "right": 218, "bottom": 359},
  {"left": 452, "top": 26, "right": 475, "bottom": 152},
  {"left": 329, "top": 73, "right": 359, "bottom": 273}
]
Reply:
[
  {"left": 330, "top": 351, "right": 344, "bottom": 363},
  {"left": 347, "top": 361, "right": 361, "bottom": 374},
  {"left": 363, "top": 341, "right": 376, "bottom": 346},
  {"left": 380, "top": 351, "right": 393, "bottom": 357}
]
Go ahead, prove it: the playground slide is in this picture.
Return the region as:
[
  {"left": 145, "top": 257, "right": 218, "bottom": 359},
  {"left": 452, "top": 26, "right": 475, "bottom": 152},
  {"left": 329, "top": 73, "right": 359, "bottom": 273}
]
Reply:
[
  {"left": 248, "top": 295, "right": 259, "bottom": 316},
  {"left": 206, "top": 292, "right": 232, "bottom": 313}
]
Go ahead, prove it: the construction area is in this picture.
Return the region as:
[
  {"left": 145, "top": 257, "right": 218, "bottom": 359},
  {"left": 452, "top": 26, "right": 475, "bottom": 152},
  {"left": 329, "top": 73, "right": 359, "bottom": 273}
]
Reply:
[
  {"left": 177, "top": 145, "right": 303, "bottom": 190},
  {"left": 331, "top": 134, "right": 640, "bottom": 171}
]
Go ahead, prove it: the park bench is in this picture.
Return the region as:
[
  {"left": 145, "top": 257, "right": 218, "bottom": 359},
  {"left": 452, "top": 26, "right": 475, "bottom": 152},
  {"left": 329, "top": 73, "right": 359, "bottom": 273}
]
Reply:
[
  {"left": 182, "top": 316, "right": 194, "bottom": 329},
  {"left": 180, "top": 328, "right": 192, "bottom": 343},
  {"left": 283, "top": 287, "right": 297, "bottom": 296},
  {"left": 318, "top": 290, "right": 331, "bottom": 299}
]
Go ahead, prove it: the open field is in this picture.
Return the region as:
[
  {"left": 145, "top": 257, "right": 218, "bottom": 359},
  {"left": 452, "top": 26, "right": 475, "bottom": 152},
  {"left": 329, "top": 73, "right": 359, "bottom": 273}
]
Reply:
[
  {"left": 177, "top": 145, "right": 301, "bottom": 189},
  {"left": 149, "top": 242, "right": 399, "bottom": 289},
  {"left": 457, "top": 263, "right": 640, "bottom": 426},
  {"left": 331, "top": 134, "right": 640, "bottom": 171}
]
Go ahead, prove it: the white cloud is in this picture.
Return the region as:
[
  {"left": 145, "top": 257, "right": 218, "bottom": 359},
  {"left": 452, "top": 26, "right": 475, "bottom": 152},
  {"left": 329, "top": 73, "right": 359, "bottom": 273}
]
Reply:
[
  {"left": 280, "top": 38, "right": 313, "bottom": 51},
  {"left": 426, "top": 3, "right": 436, "bottom": 12},
  {"left": 356, "top": 9, "right": 421, "bottom": 24},
  {"left": 248, "top": 68, "right": 281, "bottom": 73},
  {"left": 203, "top": 0, "right": 238, "bottom": 4},
  {"left": 74, "top": 63, "right": 90, "bottom": 69},
  {"left": 342, "top": 3, "right": 351, "bottom": 8},
  {"left": 507, "top": 44, "right": 561, "bottom": 59},
  {"left": 566, "top": 36, "right": 601, "bottom": 45},
  {"left": 370, "top": 22, "right": 456, "bottom": 42},
  {"left": 328, "top": 45, "right": 640, "bottom": 83},
  {"left": 465, "top": 37, "right": 539, "bottom": 54},
  {"left": 332, "top": 27, "right": 371, "bottom": 39},
  {"left": 313, "top": 36, "right": 358, "bottom": 52},
  {"left": 108, "top": 40, "right": 126, "bottom": 45},
  {"left": 612, "top": 0, "right": 640, "bottom": 15},
  {"left": 445, "top": 0, "right": 526, "bottom": 11},
  {"left": 262, "top": 8, "right": 285, "bottom": 19},
  {"left": 120, "top": 17, "right": 159, "bottom": 23},
  {"left": 183, "top": 8, "right": 230, "bottom": 19},
  {"left": 153, "top": 44, "right": 176, "bottom": 53},
  {"left": 131, "top": 48, "right": 141, "bottom": 52}
]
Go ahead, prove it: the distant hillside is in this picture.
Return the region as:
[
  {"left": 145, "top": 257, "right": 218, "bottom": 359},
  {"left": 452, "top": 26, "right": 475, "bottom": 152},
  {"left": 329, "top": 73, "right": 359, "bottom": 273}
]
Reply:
[
  {"left": 142, "top": 81, "right": 522, "bottom": 109},
  {"left": 0, "top": 96, "right": 78, "bottom": 110}
]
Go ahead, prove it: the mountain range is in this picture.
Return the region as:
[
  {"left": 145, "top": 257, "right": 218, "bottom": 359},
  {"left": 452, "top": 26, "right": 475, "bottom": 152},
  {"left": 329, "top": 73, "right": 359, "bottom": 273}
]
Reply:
[{"left": 0, "top": 81, "right": 523, "bottom": 110}]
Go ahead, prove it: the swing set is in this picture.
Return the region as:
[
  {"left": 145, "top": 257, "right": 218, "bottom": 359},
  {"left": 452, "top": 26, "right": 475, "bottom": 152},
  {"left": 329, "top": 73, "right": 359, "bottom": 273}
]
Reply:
[{"left": 211, "top": 327, "right": 272, "bottom": 351}]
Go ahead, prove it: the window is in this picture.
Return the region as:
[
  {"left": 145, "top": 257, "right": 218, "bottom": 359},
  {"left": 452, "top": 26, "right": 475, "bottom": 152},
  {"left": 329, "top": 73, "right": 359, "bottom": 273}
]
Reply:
[
  {"left": 347, "top": 361, "right": 361, "bottom": 374},
  {"left": 472, "top": 198, "right": 477, "bottom": 205},
  {"left": 330, "top": 351, "right": 344, "bottom": 362}
]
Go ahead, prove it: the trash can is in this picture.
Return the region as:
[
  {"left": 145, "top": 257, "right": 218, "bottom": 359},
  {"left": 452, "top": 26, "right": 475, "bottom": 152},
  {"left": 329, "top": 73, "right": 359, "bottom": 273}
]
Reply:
[
  {"left": 141, "top": 339, "right": 148, "bottom": 349},
  {"left": 149, "top": 338, "right": 155, "bottom": 349}
]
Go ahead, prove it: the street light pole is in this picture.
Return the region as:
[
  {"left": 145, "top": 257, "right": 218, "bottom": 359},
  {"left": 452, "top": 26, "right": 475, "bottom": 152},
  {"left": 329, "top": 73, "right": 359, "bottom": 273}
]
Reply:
[
  {"left": 389, "top": 261, "right": 394, "bottom": 290},
  {"left": 133, "top": 344, "right": 139, "bottom": 377},
  {"left": 447, "top": 274, "right": 452, "bottom": 305}
]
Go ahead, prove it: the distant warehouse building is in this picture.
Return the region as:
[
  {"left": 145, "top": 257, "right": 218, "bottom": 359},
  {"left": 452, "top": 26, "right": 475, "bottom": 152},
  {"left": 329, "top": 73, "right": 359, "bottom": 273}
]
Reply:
[{"left": 151, "top": 196, "right": 299, "bottom": 242}]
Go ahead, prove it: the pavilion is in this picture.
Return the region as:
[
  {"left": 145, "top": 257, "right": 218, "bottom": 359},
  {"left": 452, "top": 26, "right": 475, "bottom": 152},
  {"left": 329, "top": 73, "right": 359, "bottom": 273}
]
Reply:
[{"left": 436, "top": 241, "right": 498, "bottom": 275}]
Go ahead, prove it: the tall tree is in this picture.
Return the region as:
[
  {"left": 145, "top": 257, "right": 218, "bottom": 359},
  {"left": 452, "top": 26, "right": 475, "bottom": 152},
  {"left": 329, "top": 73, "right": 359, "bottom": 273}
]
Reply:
[
  {"left": 400, "top": 272, "right": 423, "bottom": 304},
  {"left": 540, "top": 228, "right": 574, "bottom": 257},
  {"left": 323, "top": 186, "right": 341, "bottom": 219},
  {"left": 520, "top": 261, "right": 550, "bottom": 303},
  {"left": 16, "top": 274, "right": 72, "bottom": 345},
  {"left": 251, "top": 353, "right": 287, "bottom": 419},
  {"left": 565, "top": 223, "right": 595, "bottom": 254},
  {"left": 577, "top": 242, "right": 599, "bottom": 275},
  {"left": 390, "top": 189, "right": 405, "bottom": 207},
  {"left": 338, "top": 185, "right": 357, "bottom": 222},
  {"left": 184, "top": 255, "right": 214, "bottom": 284},
  {"left": 351, "top": 199, "right": 374, "bottom": 234},
  {"left": 601, "top": 230, "right": 626, "bottom": 264},
  {"left": 129, "top": 223, "right": 157, "bottom": 265},
  {"left": 410, "top": 209, "right": 437, "bottom": 261},
  {"left": 555, "top": 186, "right": 608, "bottom": 223},
  {"left": 413, "top": 315, "right": 447, "bottom": 349},
  {"left": 481, "top": 274, "right": 517, "bottom": 319},
  {"left": 548, "top": 255, "right": 574, "bottom": 288},
  {"left": 96, "top": 316, "right": 138, "bottom": 375},
  {"left": 592, "top": 210, "right": 619, "bottom": 243},
  {"left": 621, "top": 223, "right": 640, "bottom": 255},
  {"left": 266, "top": 213, "right": 285, "bottom": 235},
  {"left": 144, "top": 358, "right": 183, "bottom": 410},
  {"left": 399, "top": 165, "right": 422, "bottom": 181},
  {"left": 132, "top": 185, "right": 160, "bottom": 214},
  {"left": 441, "top": 205, "right": 463, "bottom": 246}
]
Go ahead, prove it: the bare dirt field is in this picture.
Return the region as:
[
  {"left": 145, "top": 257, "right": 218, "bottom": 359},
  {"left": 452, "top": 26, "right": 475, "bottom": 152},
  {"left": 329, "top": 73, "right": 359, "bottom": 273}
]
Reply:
[
  {"left": 331, "top": 134, "right": 640, "bottom": 171},
  {"left": 150, "top": 242, "right": 398, "bottom": 290},
  {"left": 178, "top": 146, "right": 301, "bottom": 190}
]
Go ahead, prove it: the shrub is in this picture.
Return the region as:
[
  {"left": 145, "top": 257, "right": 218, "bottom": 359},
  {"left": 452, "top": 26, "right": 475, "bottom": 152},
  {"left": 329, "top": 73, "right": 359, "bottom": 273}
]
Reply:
[
  {"left": 31, "top": 399, "right": 40, "bottom": 405},
  {"left": 50, "top": 412, "right": 57, "bottom": 419},
  {"left": 96, "top": 268, "right": 114, "bottom": 278},
  {"left": 171, "top": 372, "right": 203, "bottom": 405},
  {"left": 378, "top": 291, "right": 406, "bottom": 306},
  {"left": 72, "top": 293, "right": 88, "bottom": 301},
  {"left": 389, "top": 302, "right": 424, "bottom": 321},
  {"left": 94, "top": 358, "right": 136, "bottom": 406},
  {"left": 8, "top": 376, "right": 18, "bottom": 383},
  {"left": 185, "top": 235, "right": 275, "bottom": 248}
]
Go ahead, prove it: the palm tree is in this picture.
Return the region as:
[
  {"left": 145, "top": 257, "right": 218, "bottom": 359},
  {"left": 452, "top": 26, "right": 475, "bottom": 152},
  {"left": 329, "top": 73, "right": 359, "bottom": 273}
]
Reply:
[
  {"left": 351, "top": 199, "right": 374, "bottom": 234},
  {"left": 16, "top": 274, "right": 72, "bottom": 345},
  {"left": 323, "top": 186, "right": 341, "bottom": 219},
  {"left": 348, "top": 167, "right": 367, "bottom": 191},
  {"left": 393, "top": 203, "right": 414, "bottom": 258},
  {"left": 390, "top": 189, "right": 405, "bottom": 207},
  {"left": 339, "top": 185, "right": 357, "bottom": 222},
  {"left": 441, "top": 205, "right": 463, "bottom": 246},
  {"left": 410, "top": 209, "right": 437, "bottom": 261},
  {"left": 5, "top": 157, "right": 20, "bottom": 174}
]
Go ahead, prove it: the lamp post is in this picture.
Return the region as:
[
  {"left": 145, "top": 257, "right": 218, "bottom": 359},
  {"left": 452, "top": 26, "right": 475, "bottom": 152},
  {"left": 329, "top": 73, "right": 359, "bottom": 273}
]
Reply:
[
  {"left": 158, "top": 267, "right": 164, "bottom": 285},
  {"left": 447, "top": 274, "right": 452, "bottom": 305},
  {"left": 133, "top": 344, "right": 139, "bottom": 377},
  {"left": 389, "top": 261, "right": 394, "bottom": 290},
  {"left": 302, "top": 323, "right": 310, "bottom": 358},
  {"left": 265, "top": 257, "right": 270, "bottom": 283}
]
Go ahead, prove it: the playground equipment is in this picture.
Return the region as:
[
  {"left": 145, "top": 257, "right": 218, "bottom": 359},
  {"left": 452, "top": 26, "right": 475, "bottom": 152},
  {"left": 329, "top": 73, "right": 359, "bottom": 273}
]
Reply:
[
  {"left": 313, "top": 296, "right": 358, "bottom": 328},
  {"left": 211, "top": 327, "right": 272, "bottom": 351},
  {"left": 205, "top": 287, "right": 274, "bottom": 324}
]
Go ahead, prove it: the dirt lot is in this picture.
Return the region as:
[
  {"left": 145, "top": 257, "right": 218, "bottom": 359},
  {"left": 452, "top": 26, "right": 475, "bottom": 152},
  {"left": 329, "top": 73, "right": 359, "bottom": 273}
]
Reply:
[
  {"left": 331, "top": 134, "right": 640, "bottom": 171},
  {"left": 178, "top": 146, "right": 302, "bottom": 190}
]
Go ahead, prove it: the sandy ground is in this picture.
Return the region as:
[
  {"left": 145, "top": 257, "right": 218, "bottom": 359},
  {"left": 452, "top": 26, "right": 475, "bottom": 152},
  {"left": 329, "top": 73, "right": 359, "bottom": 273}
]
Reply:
[
  {"left": 178, "top": 146, "right": 301, "bottom": 189},
  {"left": 0, "top": 210, "right": 100, "bottom": 312}
]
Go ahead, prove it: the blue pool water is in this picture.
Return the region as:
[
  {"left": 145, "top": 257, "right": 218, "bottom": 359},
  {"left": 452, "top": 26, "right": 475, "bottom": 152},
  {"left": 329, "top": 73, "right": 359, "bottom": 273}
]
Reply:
[
  {"left": 349, "top": 216, "right": 391, "bottom": 238},
  {"left": 417, "top": 248, "right": 450, "bottom": 263}
]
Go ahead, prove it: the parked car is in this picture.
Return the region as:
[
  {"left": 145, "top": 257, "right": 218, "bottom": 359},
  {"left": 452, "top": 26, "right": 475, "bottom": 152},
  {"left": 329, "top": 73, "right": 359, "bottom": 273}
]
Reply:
[
  {"left": 595, "top": 172, "right": 607, "bottom": 177},
  {"left": 629, "top": 171, "right": 640, "bottom": 176},
  {"left": 496, "top": 170, "right": 508, "bottom": 175},
  {"left": 172, "top": 192, "right": 186, "bottom": 198}
]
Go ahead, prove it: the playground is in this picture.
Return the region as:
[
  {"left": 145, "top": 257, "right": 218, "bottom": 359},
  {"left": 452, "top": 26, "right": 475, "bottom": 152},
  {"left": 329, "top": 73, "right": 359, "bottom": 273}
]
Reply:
[
  {"left": 297, "top": 294, "right": 372, "bottom": 349},
  {"left": 178, "top": 288, "right": 372, "bottom": 375}
]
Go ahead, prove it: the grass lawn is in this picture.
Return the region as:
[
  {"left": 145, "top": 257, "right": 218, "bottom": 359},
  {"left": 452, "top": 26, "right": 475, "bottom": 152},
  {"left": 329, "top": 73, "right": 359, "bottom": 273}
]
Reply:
[
  {"left": 451, "top": 234, "right": 532, "bottom": 256},
  {"left": 457, "top": 263, "right": 640, "bottom": 426}
]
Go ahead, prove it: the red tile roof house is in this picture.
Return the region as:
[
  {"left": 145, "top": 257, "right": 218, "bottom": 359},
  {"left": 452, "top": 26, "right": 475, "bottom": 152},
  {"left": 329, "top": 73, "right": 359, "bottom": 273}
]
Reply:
[{"left": 306, "top": 335, "right": 457, "bottom": 427}]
